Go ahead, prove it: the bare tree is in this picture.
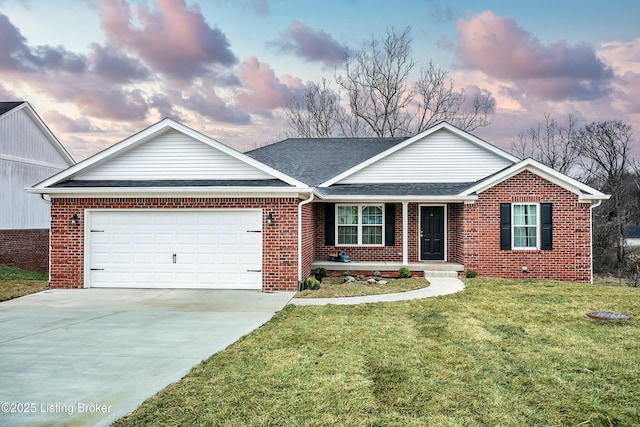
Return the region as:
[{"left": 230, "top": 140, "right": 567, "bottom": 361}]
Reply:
[
  {"left": 414, "top": 62, "right": 493, "bottom": 132},
  {"left": 284, "top": 78, "right": 341, "bottom": 138},
  {"left": 510, "top": 113, "right": 580, "bottom": 174},
  {"left": 577, "top": 120, "right": 634, "bottom": 267},
  {"left": 285, "top": 27, "right": 494, "bottom": 138}
]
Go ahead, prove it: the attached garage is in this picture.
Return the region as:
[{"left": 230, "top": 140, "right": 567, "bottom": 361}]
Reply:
[
  {"left": 86, "top": 209, "right": 262, "bottom": 290},
  {"left": 29, "top": 119, "right": 311, "bottom": 291}
]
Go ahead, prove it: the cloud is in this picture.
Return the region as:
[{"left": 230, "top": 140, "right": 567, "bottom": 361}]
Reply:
[
  {"left": 250, "top": 0, "right": 269, "bottom": 15},
  {"left": 455, "top": 11, "right": 613, "bottom": 101},
  {"left": 0, "top": 13, "right": 87, "bottom": 73},
  {"left": 272, "top": 20, "right": 345, "bottom": 67},
  {"left": 88, "top": 43, "right": 150, "bottom": 83},
  {"left": 99, "top": 0, "right": 237, "bottom": 81},
  {"left": 44, "top": 110, "right": 102, "bottom": 133},
  {"left": 235, "top": 56, "right": 304, "bottom": 114},
  {"left": 181, "top": 85, "right": 251, "bottom": 125},
  {"left": 0, "top": 82, "right": 18, "bottom": 100}
]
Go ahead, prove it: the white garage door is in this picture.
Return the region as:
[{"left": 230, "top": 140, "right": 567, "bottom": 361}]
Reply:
[{"left": 87, "top": 210, "right": 262, "bottom": 289}]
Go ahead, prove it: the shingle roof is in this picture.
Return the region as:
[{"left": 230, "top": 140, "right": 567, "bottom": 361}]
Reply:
[
  {"left": 50, "top": 179, "right": 291, "bottom": 188},
  {"left": 316, "top": 183, "right": 475, "bottom": 197},
  {"left": 0, "top": 101, "right": 24, "bottom": 116},
  {"left": 245, "top": 137, "right": 407, "bottom": 186}
]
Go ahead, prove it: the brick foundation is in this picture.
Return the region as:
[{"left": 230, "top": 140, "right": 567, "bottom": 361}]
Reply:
[{"left": 0, "top": 229, "right": 49, "bottom": 273}]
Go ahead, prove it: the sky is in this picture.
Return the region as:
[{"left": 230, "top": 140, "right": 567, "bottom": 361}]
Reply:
[{"left": 0, "top": 0, "right": 639, "bottom": 161}]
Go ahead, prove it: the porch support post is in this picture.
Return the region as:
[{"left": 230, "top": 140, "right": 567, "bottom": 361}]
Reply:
[{"left": 402, "top": 201, "right": 409, "bottom": 266}]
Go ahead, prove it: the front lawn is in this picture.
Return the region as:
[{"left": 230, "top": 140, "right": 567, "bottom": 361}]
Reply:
[
  {"left": 0, "top": 265, "right": 48, "bottom": 302},
  {"left": 113, "top": 279, "right": 640, "bottom": 427},
  {"left": 296, "top": 276, "right": 429, "bottom": 298}
]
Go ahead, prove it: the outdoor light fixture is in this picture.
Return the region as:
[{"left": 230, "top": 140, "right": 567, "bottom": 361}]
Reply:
[
  {"left": 71, "top": 213, "right": 79, "bottom": 226},
  {"left": 267, "top": 213, "right": 274, "bottom": 226}
]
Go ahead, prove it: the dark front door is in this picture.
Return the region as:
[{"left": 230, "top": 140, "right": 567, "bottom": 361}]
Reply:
[{"left": 420, "top": 206, "right": 444, "bottom": 260}]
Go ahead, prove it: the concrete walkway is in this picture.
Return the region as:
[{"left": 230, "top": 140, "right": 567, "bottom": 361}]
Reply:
[{"left": 291, "top": 276, "right": 465, "bottom": 306}]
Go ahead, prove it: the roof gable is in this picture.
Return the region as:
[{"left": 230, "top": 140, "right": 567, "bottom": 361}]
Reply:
[
  {"left": 0, "top": 101, "right": 74, "bottom": 167},
  {"left": 32, "top": 119, "right": 305, "bottom": 190},
  {"left": 460, "top": 158, "right": 609, "bottom": 202},
  {"left": 321, "top": 122, "right": 518, "bottom": 186}
]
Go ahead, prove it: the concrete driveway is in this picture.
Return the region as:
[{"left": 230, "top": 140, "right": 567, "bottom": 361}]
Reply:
[{"left": 0, "top": 288, "right": 294, "bottom": 427}]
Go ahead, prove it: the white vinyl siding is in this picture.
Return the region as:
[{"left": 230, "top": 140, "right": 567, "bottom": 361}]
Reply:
[
  {"left": 0, "top": 108, "right": 72, "bottom": 229},
  {"left": 338, "top": 128, "right": 513, "bottom": 184},
  {"left": 513, "top": 203, "right": 539, "bottom": 249},
  {"left": 337, "top": 204, "right": 383, "bottom": 246},
  {"left": 87, "top": 210, "right": 262, "bottom": 289},
  {"left": 0, "top": 108, "right": 71, "bottom": 166},
  {"left": 76, "top": 129, "right": 274, "bottom": 181}
]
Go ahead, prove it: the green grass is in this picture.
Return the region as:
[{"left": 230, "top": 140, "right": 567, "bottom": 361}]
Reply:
[
  {"left": 0, "top": 265, "right": 48, "bottom": 302},
  {"left": 113, "top": 279, "right": 640, "bottom": 427},
  {"left": 296, "top": 276, "right": 429, "bottom": 298}
]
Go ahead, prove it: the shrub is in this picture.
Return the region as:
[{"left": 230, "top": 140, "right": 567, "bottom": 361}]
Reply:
[
  {"left": 465, "top": 270, "right": 477, "bottom": 278},
  {"left": 311, "top": 267, "right": 328, "bottom": 281},
  {"left": 374, "top": 271, "right": 381, "bottom": 277},
  {"left": 305, "top": 276, "right": 321, "bottom": 290},
  {"left": 398, "top": 267, "right": 411, "bottom": 278},
  {"left": 341, "top": 271, "right": 350, "bottom": 277}
]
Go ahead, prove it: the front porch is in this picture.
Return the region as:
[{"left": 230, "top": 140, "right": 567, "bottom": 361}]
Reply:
[{"left": 311, "top": 260, "right": 464, "bottom": 277}]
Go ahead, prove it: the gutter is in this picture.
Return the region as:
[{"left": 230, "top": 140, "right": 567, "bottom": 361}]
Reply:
[{"left": 297, "top": 192, "right": 315, "bottom": 286}]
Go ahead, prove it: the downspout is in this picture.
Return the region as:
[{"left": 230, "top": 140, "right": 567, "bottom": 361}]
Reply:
[
  {"left": 40, "top": 194, "right": 52, "bottom": 288},
  {"left": 297, "top": 192, "right": 315, "bottom": 286},
  {"left": 589, "top": 200, "right": 603, "bottom": 284}
]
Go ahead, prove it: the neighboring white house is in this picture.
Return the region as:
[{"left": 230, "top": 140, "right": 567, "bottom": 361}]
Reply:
[
  {"left": 0, "top": 101, "right": 75, "bottom": 272},
  {"left": 625, "top": 226, "right": 640, "bottom": 247}
]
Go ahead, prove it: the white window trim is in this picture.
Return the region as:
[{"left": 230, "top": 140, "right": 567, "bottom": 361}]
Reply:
[
  {"left": 512, "top": 202, "right": 540, "bottom": 250},
  {"left": 336, "top": 204, "right": 385, "bottom": 246}
]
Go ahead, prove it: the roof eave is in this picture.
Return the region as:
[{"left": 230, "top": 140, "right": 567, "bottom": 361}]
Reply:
[
  {"left": 27, "top": 186, "right": 313, "bottom": 197},
  {"left": 313, "top": 192, "right": 478, "bottom": 203}
]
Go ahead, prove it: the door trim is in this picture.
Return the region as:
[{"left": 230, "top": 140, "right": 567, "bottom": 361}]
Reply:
[{"left": 418, "top": 204, "right": 447, "bottom": 261}]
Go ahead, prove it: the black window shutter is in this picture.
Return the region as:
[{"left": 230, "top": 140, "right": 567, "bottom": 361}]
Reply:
[
  {"left": 500, "top": 203, "right": 511, "bottom": 250},
  {"left": 385, "top": 203, "right": 395, "bottom": 246},
  {"left": 324, "top": 203, "right": 335, "bottom": 246},
  {"left": 541, "top": 203, "right": 552, "bottom": 250}
]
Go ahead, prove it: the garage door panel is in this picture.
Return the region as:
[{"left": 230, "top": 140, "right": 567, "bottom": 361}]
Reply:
[{"left": 89, "top": 210, "right": 262, "bottom": 289}]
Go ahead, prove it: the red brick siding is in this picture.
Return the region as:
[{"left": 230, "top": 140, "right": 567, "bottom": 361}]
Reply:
[
  {"left": 447, "top": 204, "right": 464, "bottom": 264},
  {"left": 315, "top": 203, "right": 405, "bottom": 262},
  {"left": 0, "top": 229, "right": 49, "bottom": 273},
  {"left": 300, "top": 202, "right": 315, "bottom": 282},
  {"left": 460, "top": 171, "right": 592, "bottom": 282},
  {"left": 315, "top": 202, "right": 455, "bottom": 264},
  {"left": 50, "top": 197, "right": 302, "bottom": 291}
]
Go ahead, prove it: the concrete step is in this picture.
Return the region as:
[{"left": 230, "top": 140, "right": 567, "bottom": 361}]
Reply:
[{"left": 424, "top": 270, "right": 460, "bottom": 278}]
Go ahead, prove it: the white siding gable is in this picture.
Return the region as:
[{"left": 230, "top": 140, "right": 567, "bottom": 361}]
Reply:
[
  {"left": 338, "top": 128, "right": 514, "bottom": 184},
  {"left": 0, "top": 108, "right": 71, "bottom": 168},
  {"left": 76, "top": 129, "right": 274, "bottom": 181}
]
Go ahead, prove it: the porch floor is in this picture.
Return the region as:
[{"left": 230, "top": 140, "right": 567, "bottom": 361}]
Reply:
[{"left": 311, "top": 260, "right": 464, "bottom": 273}]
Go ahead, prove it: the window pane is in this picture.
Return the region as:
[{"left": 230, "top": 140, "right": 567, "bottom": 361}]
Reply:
[
  {"left": 514, "top": 226, "right": 537, "bottom": 247},
  {"left": 362, "top": 226, "right": 382, "bottom": 245},
  {"left": 338, "top": 226, "right": 358, "bottom": 244},
  {"left": 362, "top": 206, "right": 383, "bottom": 225},
  {"left": 513, "top": 204, "right": 537, "bottom": 226},
  {"left": 338, "top": 206, "right": 358, "bottom": 225}
]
